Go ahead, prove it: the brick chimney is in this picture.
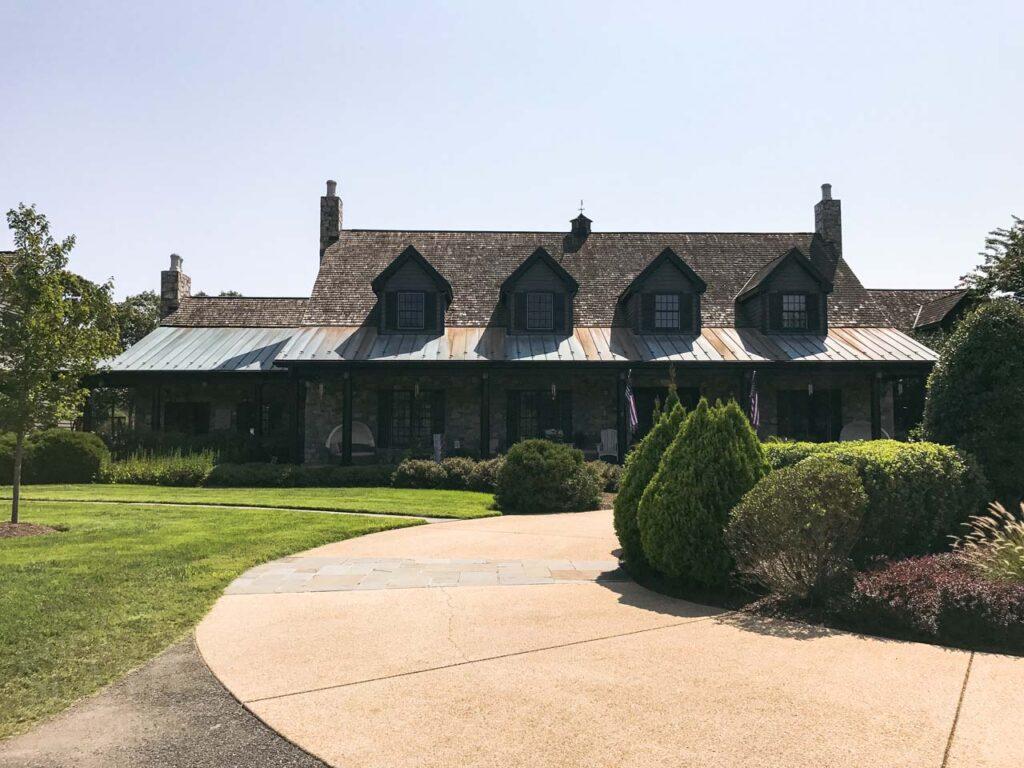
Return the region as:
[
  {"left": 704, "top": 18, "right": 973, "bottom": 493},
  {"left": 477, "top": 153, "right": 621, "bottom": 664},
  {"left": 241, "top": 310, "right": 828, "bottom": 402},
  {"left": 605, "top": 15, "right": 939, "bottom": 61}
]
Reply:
[
  {"left": 814, "top": 183, "right": 842, "bottom": 259},
  {"left": 320, "top": 179, "right": 342, "bottom": 261},
  {"left": 160, "top": 254, "right": 191, "bottom": 319}
]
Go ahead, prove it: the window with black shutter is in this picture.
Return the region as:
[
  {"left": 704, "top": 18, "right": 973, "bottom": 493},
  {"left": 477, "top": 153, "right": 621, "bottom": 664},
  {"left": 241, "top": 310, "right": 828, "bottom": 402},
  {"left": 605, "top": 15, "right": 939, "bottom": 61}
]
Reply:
[
  {"left": 640, "top": 293, "right": 694, "bottom": 332},
  {"left": 776, "top": 389, "right": 841, "bottom": 441},
  {"left": 770, "top": 293, "right": 820, "bottom": 332},
  {"left": 506, "top": 390, "right": 573, "bottom": 443},
  {"left": 378, "top": 389, "right": 445, "bottom": 448}
]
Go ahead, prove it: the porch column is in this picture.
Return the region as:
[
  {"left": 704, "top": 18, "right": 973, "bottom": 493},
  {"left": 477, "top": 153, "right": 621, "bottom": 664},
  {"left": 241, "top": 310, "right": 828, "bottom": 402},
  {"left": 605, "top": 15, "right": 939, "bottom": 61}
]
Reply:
[
  {"left": 479, "top": 372, "right": 490, "bottom": 458},
  {"left": 616, "top": 371, "right": 627, "bottom": 463},
  {"left": 291, "top": 373, "right": 306, "bottom": 463},
  {"left": 342, "top": 372, "right": 353, "bottom": 465},
  {"left": 254, "top": 381, "right": 264, "bottom": 438},
  {"left": 870, "top": 371, "right": 882, "bottom": 439}
]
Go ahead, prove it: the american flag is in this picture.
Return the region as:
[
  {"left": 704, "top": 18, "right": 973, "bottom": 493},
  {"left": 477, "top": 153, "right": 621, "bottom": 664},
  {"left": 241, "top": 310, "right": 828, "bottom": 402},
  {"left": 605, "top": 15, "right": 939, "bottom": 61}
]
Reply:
[
  {"left": 749, "top": 370, "right": 760, "bottom": 428},
  {"left": 625, "top": 372, "right": 639, "bottom": 433}
]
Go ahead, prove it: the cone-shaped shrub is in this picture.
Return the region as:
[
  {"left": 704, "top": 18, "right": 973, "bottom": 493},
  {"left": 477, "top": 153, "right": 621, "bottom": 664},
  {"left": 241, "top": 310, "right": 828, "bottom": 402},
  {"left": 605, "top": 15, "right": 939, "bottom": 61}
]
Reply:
[
  {"left": 637, "top": 398, "right": 767, "bottom": 586},
  {"left": 613, "top": 402, "right": 686, "bottom": 569}
]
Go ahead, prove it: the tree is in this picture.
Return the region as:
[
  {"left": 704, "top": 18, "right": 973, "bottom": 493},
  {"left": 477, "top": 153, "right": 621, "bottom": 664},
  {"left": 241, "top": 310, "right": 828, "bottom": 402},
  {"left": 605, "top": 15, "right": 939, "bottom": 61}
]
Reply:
[
  {"left": 922, "top": 299, "right": 1024, "bottom": 504},
  {"left": 0, "top": 205, "right": 119, "bottom": 523},
  {"left": 114, "top": 290, "right": 159, "bottom": 349},
  {"left": 613, "top": 402, "right": 686, "bottom": 570},
  {"left": 960, "top": 215, "right": 1024, "bottom": 301},
  {"left": 637, "top": 399, "right": 767, "bottom": 586}
]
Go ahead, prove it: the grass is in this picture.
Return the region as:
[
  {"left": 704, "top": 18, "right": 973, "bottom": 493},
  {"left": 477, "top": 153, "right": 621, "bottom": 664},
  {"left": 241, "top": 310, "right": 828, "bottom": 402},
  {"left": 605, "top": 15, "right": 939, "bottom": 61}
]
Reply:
[
  {"left": 1, "top": 484, "right": 499, "bottom": 519},
  {"left": 0, "top": 500, "right": 419, "bottom": 740}
]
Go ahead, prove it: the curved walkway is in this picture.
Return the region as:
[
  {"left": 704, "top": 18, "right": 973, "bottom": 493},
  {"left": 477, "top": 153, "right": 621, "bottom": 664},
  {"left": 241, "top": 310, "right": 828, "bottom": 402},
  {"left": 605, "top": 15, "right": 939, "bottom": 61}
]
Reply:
[{"left": 197, "top": 510, "right": 1024, "bottom": 768}]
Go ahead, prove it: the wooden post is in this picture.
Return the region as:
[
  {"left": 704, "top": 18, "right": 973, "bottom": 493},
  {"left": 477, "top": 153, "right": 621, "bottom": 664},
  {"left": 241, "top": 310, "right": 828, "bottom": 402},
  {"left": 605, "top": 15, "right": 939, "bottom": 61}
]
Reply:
[
  {"left": 870, "top": 372, "right": 882, "bottom": 440},
  {"left": 291, "top": 374, "right": 306, "bottom": 464},
  {"left": 616, "top": 371, "right": 627, "bottom": 464},
  {"left": 254, "top": 381, "right": 264, "bottom": 438},
  {"left": 479, "top": 372, "right": 491, "bottom": 458},
  {"left": 342, "top": 372, "right": 353, "bottom": 466}
]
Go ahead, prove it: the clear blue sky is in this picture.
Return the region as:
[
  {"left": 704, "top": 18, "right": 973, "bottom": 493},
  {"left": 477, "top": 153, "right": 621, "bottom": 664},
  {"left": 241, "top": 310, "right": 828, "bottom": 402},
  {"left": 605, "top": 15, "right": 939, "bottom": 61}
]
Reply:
[{"left": 1, "top": 1, "right": 1021, "bottom": 299}]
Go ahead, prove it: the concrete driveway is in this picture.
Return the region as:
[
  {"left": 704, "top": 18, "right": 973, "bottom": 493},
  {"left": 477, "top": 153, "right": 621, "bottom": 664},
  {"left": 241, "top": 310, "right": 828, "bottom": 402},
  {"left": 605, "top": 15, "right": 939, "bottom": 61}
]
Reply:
[{"left": 197, "top": 510, "right": 1023, "bottom": 768}]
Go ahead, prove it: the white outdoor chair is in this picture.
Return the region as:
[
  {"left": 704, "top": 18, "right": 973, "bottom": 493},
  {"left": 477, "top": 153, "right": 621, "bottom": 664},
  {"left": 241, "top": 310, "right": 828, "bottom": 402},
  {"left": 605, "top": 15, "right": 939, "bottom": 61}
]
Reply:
[
  {"left": 839, "top": 420, "right": 889, "bottom": 441},
  {"left": 325, "top": 421, "right": 376, "bottom": 457},
  {"left": 597, "top": 429, "right": 618, "bottom": 462}
]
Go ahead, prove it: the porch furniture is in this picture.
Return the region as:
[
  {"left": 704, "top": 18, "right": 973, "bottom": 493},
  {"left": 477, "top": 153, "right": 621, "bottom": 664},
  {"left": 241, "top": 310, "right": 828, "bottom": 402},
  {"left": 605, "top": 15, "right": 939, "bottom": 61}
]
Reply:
[
  {"left": 326, "top": 422, "right": 376, "bottom": 457},
  {"left": 597, "top": 429, "right": 618, "bottom": 462}
]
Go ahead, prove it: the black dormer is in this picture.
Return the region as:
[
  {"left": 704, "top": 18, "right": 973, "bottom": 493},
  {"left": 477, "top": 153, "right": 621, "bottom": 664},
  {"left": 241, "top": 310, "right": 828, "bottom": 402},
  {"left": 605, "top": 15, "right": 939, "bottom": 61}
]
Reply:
[
  {"left": 735, "top": 247, "right": 833, "bottom": 334},
  {"left": 619, "top": 248, "right": 707, "bottom": 334},
  {"left": 501, "top": 247, "right": 579, "bottom": 334},
  {"left": 371, "top": 246, "right": 453, "bottom": 334}
]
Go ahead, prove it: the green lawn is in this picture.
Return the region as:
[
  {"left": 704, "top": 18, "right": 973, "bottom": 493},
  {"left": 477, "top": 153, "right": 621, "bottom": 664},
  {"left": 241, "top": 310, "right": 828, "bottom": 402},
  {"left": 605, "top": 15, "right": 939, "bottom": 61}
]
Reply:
[
  {"left": 0, "top": 501, "right": 419, "bottom": 740},
  {"left": 1, "top": 484, "right": 499, "bottom": 519}
]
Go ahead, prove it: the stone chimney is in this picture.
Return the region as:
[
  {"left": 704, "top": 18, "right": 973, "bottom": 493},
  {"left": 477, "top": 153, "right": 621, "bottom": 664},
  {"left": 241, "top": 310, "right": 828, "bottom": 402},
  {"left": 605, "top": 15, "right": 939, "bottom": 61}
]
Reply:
[
  {"left": 814, "top": 183, "right": 842, "bottom": 259},
  {"left": 160, "top": 254, "right": 191, "bottom": 319},
  {"left": 566, "top": 211, "right": 592, "bottom": 253},
  {"left": 320, "top": 179, "right": 343, "bottom": 261}
]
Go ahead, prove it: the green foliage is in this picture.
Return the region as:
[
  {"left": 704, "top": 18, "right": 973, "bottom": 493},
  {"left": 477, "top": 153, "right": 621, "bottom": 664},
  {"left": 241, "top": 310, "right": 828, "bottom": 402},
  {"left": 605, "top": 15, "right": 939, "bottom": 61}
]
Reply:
[
  {"left": 613, "top": 403, "right": 686, "bottom": 569},
  {"left": 726, "top": 456, "right": 867, "bottom": 599},
  {"left": 100, "top": 449, "right": 216, "bottom": 486},
  {"left": 113, "top": 290, "right": 159, "bottom": 349},
  {"left": 953, "top": 502, "right": 1024, "bottom": 584},
  {"left": 960, "top": 215, "right": 1024, "bottom": 301},
  {"left": 588, "top": 460, "right": 622, "bottom": 492},
  {"left": 922, "top": 299, "right": 1024, "bottom": 503},
  {"left": 439, "top": 457, "right": 477, "bottom": 490},
  {"left": 638, "top": 399, "right": 766, "bottom": 586},
  {"left": 25, "top": 430, "right": 110, "bottom": 484},
  {"left": 467, "top": 456, "right": 505, "bottom": 492},
  {"left": 495, "top": 439, "right": 602, "bottom": 514},
  {"left": 392, "top": 459, "right": 448, "bottom": 488},
  {"left": 763, "top": 440, "right": 989, "bottom": 562},
  {"left": 205, "top": 463, "right": 396, "bottom": 488}
]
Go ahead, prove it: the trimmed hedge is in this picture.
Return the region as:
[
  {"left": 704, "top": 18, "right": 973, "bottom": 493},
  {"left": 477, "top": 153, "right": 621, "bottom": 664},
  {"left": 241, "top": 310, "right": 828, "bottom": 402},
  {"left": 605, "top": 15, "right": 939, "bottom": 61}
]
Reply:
[
  {"left": 495, "top": 439, "right": 603, "bottom": 514},
  {"left": 1, "top": 429, "right": 110, "bottom": 484},
  {"left": 204, "top": 463, "right": 396, "bottom": 488},
  {"left": 763, "top": 440, "right": 989, "bottom": 563}
]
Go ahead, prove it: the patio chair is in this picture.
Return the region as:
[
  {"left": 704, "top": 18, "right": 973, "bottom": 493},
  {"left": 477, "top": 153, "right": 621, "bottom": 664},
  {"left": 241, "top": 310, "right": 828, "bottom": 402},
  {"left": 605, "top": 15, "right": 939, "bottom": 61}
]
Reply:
[
  {"left": 325, "top": 421, "right": 376, "bottom": 457},
  {"left": 597, "top": 429, "right": 618, "bottom": 462}
]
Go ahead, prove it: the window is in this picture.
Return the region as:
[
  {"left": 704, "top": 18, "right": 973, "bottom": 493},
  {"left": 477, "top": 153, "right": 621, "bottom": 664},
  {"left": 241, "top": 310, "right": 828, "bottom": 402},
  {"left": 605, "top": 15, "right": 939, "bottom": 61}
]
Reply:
[
  {"left": 164, "top": 402, "right": 210, "bottom": 435},
  {"left": 526, "top": 292, "right": 554, "bottom": 331},
  {"left": 776, "top": 390, "right": 842, "bottom": 442},
  {"left": 654, "top": 294, "right": 680, "bottom": 330},
  {"left": 506, "top": 390, "right": 573, "bottom": 444},
  {"left": 781, "top": 294, "right": 808, "bottom": 330},
  {"left": 397, "top": 291, "right": 425, "bottom": 330},
  {"left": 378, "top": 390, "right": 443, "bottom": 449}
]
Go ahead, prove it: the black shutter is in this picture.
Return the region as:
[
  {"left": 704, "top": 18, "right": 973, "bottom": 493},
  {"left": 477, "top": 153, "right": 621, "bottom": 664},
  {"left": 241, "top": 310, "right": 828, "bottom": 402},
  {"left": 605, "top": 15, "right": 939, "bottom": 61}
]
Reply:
[
  {"left": 679, "top": 293, "right": 693, "bottom": 331},
  {"left": 641, "top": 293, "right": 655, "bottom": 331},
  {"left": 385, "top": 292, "right": 398, "bottom": 331},
  {"left": 558, "top": 390, "right": 573, "bottom": 440},
  {"left": 431, "top": 390, "right": 445, "bottom": 435},
  {"left": 514, "top": 292, "right": 527, "bottom": 331},
  {"left": 806, "top": 293, "right": 820, "bottom": 331},
  {"left": 552, "top": 293, "right": 565, "bottom": 332},
  {"left": 424, "top": 292, "right": 438, "bottom": 331},
  {"left": 506, "top": 392, "right": 520, "bottom": 444},
  {"left": 769, "top": 293, "right": 783, "bottom": 331},
  {"left": 377, "top": 391, "right": 392, "bottom": 448}
]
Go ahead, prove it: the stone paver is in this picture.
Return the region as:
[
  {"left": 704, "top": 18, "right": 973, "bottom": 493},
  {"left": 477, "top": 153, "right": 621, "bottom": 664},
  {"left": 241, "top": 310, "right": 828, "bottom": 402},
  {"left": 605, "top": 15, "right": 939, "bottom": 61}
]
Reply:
[{"left": 197, "top": 510, "right": 1024, "bottom": 768}]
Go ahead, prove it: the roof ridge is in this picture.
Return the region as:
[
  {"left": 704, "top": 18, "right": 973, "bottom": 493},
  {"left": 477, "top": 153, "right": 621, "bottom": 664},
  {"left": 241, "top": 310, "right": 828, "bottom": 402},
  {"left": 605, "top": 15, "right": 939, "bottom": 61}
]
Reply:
[
  {"left": 342, "top": 229, "right": 816, "bottom": 236},
  {"left": 185, "top": 295, "right": 308, "bottom": 300}
]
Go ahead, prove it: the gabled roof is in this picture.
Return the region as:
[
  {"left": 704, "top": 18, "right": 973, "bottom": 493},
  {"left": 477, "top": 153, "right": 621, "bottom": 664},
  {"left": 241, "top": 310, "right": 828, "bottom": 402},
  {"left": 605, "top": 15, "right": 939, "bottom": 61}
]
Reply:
[
  {"left": 868, "top": 288, "right": 968, "bottom": 331},
  {"left": 735, "top": 247, "right": 834, "bottom": 303},
  {"left": 619, "top": 247, "right": 707, "bottom": 300},
  {"left": 914, "top": 290, "right": 973, "bottom": 330},
  {"left": 161, "top": 296, "right": 308, "bottom": 327},
  {"left": 370, "top": 245, "right": 453, "bottom": 301},
  {"left": 500, "top": 247, "right": 580, "bottom": 294}
]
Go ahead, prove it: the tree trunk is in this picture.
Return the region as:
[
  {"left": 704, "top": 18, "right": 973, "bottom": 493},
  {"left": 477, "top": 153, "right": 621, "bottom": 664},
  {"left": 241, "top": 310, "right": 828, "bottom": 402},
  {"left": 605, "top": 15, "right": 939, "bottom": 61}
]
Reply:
[{"left": 11, "top": 430, "right": 24, "bottom": 524}]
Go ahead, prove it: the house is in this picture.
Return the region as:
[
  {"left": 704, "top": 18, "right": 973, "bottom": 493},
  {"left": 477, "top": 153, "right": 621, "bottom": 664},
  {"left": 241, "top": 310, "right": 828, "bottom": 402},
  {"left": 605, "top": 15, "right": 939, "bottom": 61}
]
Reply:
[{"left": 99, "top": 182, "right": 951, "bottom": 463}]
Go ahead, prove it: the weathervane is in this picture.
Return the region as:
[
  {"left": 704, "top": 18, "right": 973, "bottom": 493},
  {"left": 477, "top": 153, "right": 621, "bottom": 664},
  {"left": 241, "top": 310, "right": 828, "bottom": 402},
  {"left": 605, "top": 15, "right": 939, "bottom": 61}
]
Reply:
[{"left": 578, "top": 199, "right": 585, "bottom": 215}]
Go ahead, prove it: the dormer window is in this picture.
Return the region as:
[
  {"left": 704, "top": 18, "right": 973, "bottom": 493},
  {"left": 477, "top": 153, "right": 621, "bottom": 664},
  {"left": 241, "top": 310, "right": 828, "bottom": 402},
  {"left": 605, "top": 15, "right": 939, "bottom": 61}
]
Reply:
[
  {"left": 654, "top": 294, "right": 680, "bottom": 330},
  {"left": 620, "top": 249, "right": 706, "bottom": 335},
  {"left": 397, "top": 291, "right": 426, "bottom": 330},
  {"left": 526, "top": 292, "right": 554, "bottom": 331},
  {"left": 781, "top": 294, "right": 808, "bottom": 330},
  {"left": 638, "top": 292, "right": 694, "bottom": 332},
  {"left": 769, "top": 291, "right": 821, "bottom": 332}
]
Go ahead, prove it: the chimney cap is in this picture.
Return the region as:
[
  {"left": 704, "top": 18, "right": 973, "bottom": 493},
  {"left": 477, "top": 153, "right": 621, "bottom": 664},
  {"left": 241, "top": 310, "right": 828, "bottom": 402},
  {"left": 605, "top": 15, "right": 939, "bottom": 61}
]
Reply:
[
  {"left": 821, "top": 183, "right": 833, "bottom": 201},
  {"left": 169, "top": 253, "right": 183, "bottom": 271},
  {"left": 325, "top": 179, "right": 337, "bottom": 197}
]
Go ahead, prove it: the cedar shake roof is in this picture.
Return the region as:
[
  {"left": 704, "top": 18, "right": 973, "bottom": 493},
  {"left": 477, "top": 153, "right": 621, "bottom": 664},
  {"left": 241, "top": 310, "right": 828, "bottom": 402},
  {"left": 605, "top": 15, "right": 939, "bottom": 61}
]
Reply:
[
  {"left": 868, "top": 289, "right": 966, "bottom": 331},
  {"left": 161, "top": 296, "right": 308, "bottom": 327},
  {"left": 306, "top": 230, "right": 890, "bottom": 327}
]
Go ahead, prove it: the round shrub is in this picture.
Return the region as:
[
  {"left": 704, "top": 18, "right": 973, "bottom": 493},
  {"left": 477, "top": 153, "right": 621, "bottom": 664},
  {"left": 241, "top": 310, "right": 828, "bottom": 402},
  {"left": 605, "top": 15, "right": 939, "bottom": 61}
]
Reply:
[
  {"left": 391, "top": 459, "right": 447, "bottom": 489},
  {"left": 638, "top": 399, "right": 767, "bottom": 586},
  {"left": 588, "top": 460, "right": 623, "bottom": 493},
  {"left": 440, "top": 457, "right": 476, "bottom": 490},
  {"left": 27, "top": 429, "right": 110, "bottom": 483},
  {"left": 613, "top": 403, "right": 686, "bottom": 570},
  {"left": 923, "top": 299, "right": 1024, "bottom": 504},
  {"left": 0, "top": 433, "right": 15, "bottom": 484},
  {"left": 467, "top": 456, "right": 504, "bottom": 492},
  {"left": 726, "top": 456, "right": 867, "bottom": 599},
  {"left": 495, "top": 439, "right": 602, "bottom": 514}
]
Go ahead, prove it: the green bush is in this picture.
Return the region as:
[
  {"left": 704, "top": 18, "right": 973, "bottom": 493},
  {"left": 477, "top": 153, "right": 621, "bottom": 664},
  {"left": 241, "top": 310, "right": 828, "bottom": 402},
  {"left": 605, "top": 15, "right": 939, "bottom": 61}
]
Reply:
[
  {"left": 588, "top": 460, "right": 623, "bottom": 493},
  {"left": 392, "top": 459, "right": 448, "bottom": 489},
  {"left": 204, "top": 463, "right": 396, "bottom": 488},
  {"left": 0, "top": 433, "right": 15, "bottom": 484},
  {"left": 726, "top": 456, "right": 868, "bottom": 599},
  {"left": 922, "top": 299, "right": 1024, "bottom": 504},
  {"left": 440, "top": 457, "right": 477, "bottom": 490},
  {"left": 638, "top": 399, "right": 766, "bottom": 586},
  {"left": 495, "top": 439, "right": 602, "bottom": 514},
  {"left": 614, "top": 403, "right": 686, "bottom": 570},
  {"left": 763, "top": 440, "right": 988, "bottom": 563},
  {"left": 467, "top": 456, "right": 505, "bottom": 492},
  {"left": 24, "top": 429, "right": 110, "bottom": 484},
  {"left": 100, "top": 450, "right": 216, "bottom": 486}
]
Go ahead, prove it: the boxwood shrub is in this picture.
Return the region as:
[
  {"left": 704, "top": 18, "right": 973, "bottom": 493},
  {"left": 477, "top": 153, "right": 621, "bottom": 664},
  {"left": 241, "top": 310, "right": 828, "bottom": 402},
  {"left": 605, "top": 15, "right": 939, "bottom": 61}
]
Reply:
[
  {"left": 1, "top": 429, "right": 111, "bottom": 484},
  {"left": 495, "top": 439, "right": 602, "bottom": 514},
  {"left": 762, "top": 440, "right": 989, "bottom": 563},
  {"left": 204, "top": 462, "right": 396, "bottom": 488}
]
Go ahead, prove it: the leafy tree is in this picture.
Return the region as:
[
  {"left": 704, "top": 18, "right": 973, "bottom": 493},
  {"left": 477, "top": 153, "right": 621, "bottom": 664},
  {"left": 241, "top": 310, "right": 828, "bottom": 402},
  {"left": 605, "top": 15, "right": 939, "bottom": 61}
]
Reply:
[
  {"left": 960, "top": 215, "right": 1024, "bottom": 301},
  {"left": 0, "top": 205, "right": 119, "bottom": 523},
  {"left": 218, "top": 290, "right": 243, "bottom": 297},
  {"left": 637, "top": 399, "right": 767, "bottom": 586},
  {"left": 922, "top": 299, "right": 1024, "bottom": 504},
  {"left": 614, "top": 402, "right": 685, "bottom": 570},
  {"left": 114, "top": 290, "right": 159, "bottom": 349}
]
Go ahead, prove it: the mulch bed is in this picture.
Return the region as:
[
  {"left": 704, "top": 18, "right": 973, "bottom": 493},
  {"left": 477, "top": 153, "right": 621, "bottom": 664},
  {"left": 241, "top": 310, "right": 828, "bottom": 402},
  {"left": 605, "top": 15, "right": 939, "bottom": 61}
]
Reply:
[{"left": 0, "top": 522, "right": 60, "bottom": 539}]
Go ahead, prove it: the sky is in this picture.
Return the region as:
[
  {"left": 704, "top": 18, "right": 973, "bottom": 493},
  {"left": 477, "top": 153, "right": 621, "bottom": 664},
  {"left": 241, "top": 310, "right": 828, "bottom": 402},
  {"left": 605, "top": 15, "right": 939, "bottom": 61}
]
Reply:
[{"left": 1, "top": 0, "right": 1021, "bottom": 300}]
